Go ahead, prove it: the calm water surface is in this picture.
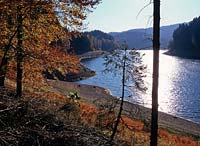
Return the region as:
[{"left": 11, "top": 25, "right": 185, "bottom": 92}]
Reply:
[{"left": 77, "top": 50, "right": 200, "bottom": 123}]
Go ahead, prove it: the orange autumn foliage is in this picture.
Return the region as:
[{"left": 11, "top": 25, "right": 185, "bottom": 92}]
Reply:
[
  {"left": 158, "top": 129, "right": 200, "bottom": 146},
  {"left": 80, "top": 102, "right": 99, "bottom": 125},
  {"left": 121, "top": 117, "right": 144, "bottom": 131},
  {"left": 0, "top": 0, "right": 100, "bottom": 91},
  {"left": 78, "top": 101, "right": 200, "bottom": 145},
  {"left": 158, "top": 129, "right": 170, "bottom": 139}
]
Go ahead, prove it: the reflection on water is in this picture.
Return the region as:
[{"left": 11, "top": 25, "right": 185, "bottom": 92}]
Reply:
[
  {"left": 137, "top": 51, "right": 182, "bottom": 114},
  {"left": 78, "top": 50, "right": 200, "bottom": 123}
]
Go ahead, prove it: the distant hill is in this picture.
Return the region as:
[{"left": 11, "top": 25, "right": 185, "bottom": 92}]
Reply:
[
  {"left": 109, "top": 24, "right": 179, "bottom": 49},
  {"left": 166, "top": 16, "right": 200, "bottom": 59},
  {"left": 70, "top": 30, "right": 119, "bottom": 55}
]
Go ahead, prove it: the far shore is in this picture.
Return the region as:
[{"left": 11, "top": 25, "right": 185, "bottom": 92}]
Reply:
[
  {"left": 48, "top": 79, "right": 200, "bottom": 138},
  {"left": 164, "top": 50, "right": 200, "bottom": 60},
  {"left": 78, "top": 50, "right": 106, "bottom": 60}
]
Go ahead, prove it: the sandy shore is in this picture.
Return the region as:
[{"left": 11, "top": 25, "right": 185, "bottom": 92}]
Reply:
[{"left": 47, "top": 79, "right": 200, "bottom": 137}]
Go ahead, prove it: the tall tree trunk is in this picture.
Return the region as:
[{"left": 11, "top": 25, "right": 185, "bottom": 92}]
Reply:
[
  {"left": 16, "top": 7, "right": 23, "bottom": 97},
  {"left": 0, "top": 14, "right": 17, "bottom": 87},
  {"left": 0, "top": 45, "right": 10, "bottom": 87},
  {"left": 109, "top": 48, "right": 127, "bottom": 143},
  {"left": 150, "top": 0, "right": 160, "bottom": 146}
]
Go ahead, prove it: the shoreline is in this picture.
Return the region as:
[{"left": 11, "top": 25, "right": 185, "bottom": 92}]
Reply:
[
  {"left": 64, "top": 63, "right": 96, "bottom": 82},
  {"left": 78, "top": 50, "right": 106, "bottom": 60},
  {"left": 48, "top": 79, "right": 200, "bottom": 138},
  {"left": 164, "top": 50, "right": 200, "bottom": 60},
  {"left": 64, "top": 51, "right": 106, "bottom": 82}
]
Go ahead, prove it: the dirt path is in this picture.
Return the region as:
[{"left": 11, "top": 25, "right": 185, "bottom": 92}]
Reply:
[{"left": 47, "top": 80, "right": 200, "bottom": 137}]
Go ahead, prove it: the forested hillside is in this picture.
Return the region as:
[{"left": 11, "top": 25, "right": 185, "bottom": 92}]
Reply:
[
  {"left": 70, "top": 30, "right": 120, "bottom": 54},
  {"left": 167, "top": 16, "right": 200, "bottom": 58}
]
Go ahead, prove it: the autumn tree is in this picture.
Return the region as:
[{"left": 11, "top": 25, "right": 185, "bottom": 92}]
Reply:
[
  {"left": 150, "top": 0, "right": 160, "bottom": 146},
  {"left": 0, "top": 0, "right": 100, "bottom": 97}
]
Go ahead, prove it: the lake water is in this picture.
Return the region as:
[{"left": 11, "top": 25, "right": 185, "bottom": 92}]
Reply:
[{"left": 77, "top": 50, "right": 200, "bottom": 123}]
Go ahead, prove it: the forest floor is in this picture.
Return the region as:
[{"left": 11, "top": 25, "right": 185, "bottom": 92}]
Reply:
[{"left": 0, "top": 87, "right": 116, "bottom": 146}]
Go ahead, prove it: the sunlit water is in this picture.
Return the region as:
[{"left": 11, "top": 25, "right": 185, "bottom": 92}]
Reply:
[{"left": 77, "top": 50, "right": 200, "bottom": 123}]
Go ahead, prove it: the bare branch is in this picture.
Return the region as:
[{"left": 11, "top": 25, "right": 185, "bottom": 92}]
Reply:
[{"left": 136, "top": 0, "right": 153, "bottom": 19}]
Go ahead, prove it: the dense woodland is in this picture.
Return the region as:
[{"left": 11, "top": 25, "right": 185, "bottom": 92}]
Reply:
[
  {"left": 168, "top": 16, "right": 200, "bottom": 58},
  {"left": 70, "top": 30, "right": 120, "bottom": 54}
]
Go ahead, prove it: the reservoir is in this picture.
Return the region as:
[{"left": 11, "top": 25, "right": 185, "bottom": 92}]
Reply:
[{"left": 77, "top": 50, "right": 200, "bottom": 123}]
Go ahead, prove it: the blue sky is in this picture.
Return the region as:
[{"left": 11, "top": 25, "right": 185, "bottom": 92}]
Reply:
[{"left": 85, "top": 0, "right": 200, "bottom": 32}]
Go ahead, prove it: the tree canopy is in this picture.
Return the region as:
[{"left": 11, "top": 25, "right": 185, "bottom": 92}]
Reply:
[{"left": 0, "top": 0, "right": 100, "bottom": 94}]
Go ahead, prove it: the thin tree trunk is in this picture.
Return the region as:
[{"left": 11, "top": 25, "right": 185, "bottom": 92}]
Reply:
[
  {"left": 0, "top": 45, "right": 10, "bottom": 87},
  {"left": 109, "top": 48, "right": 127, "bottom": 143},
  {"left": 0, "top": 16, "right": 17, "bottom": 87},
  {"left": 16, "top": 7, "right": 23, "bottom": 97},
  {"left": 150, "top": 0, "right": 160, "bottom": 146}
]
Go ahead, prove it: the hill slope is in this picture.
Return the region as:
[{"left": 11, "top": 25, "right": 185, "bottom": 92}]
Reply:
[{"left": 110, "top": 24, "right": 179, "bottom": 49}]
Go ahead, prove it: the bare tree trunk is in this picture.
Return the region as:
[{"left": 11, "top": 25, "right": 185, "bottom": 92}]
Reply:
[
  {"left": 109, "top": 48, "right": 127, "bottom": 143},
  {"left": 150, "top": 0, "right": 160, "bottom": 146},
  {"left": 16, "top": 7, "right": 23, "bottom": 97},
  {"left": 0, "top": 45, "right": 10, "bottom": 87},
  {"left": 0, "top": 15, "right": 17, "bottom": 87}
]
